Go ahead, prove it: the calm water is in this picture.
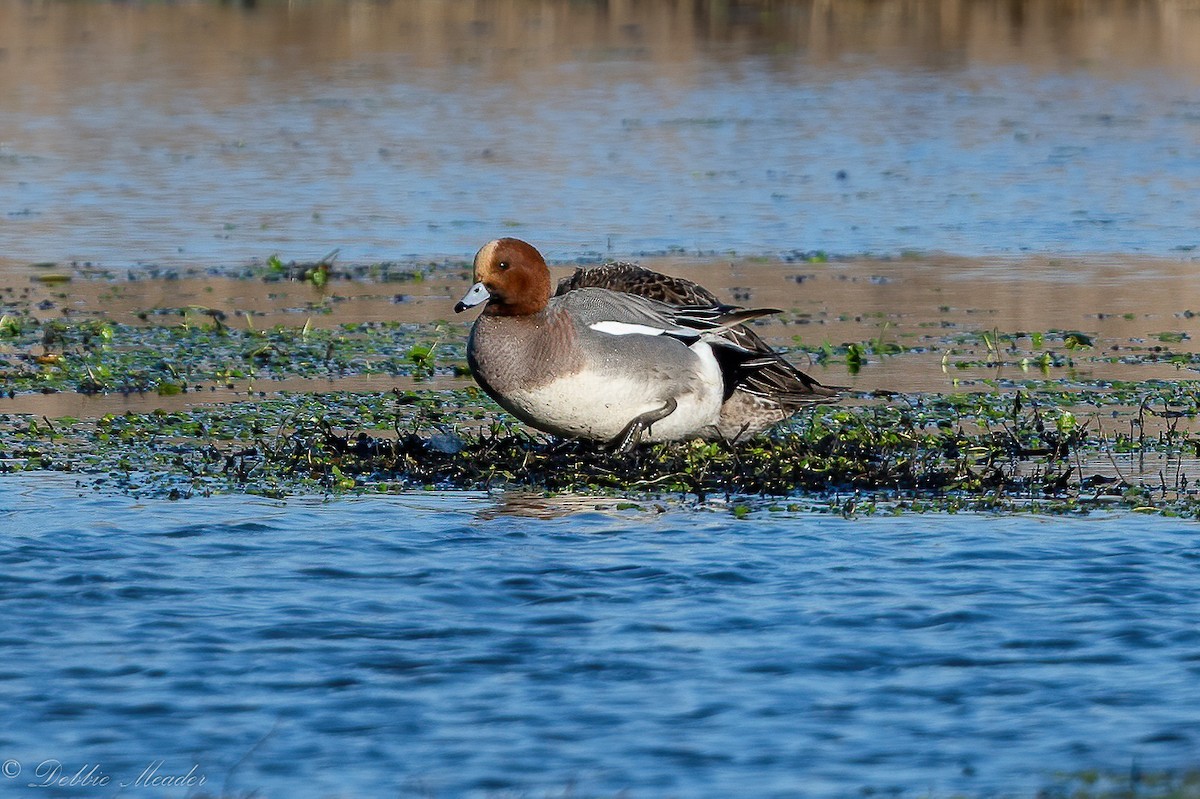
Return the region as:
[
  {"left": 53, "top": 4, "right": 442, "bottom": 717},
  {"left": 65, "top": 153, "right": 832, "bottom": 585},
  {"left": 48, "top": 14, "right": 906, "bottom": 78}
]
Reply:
[
  {"left": 2, "top": 1, "right": 1199, "bottom": 270},
  {"left": 2, "top": 474, "right": 1199, "bottom": 798}
]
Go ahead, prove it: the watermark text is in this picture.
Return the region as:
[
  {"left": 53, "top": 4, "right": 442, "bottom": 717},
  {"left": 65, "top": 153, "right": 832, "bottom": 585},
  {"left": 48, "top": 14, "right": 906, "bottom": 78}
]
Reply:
[{"left": 2, "top": 759, "right": 207, "bottom": 790}]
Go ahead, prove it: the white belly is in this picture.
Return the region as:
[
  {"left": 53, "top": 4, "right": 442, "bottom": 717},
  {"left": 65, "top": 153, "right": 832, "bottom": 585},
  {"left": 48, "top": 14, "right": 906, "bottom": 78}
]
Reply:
[{"left": 495, "top": 341, "right": 724, "bottom": 442}]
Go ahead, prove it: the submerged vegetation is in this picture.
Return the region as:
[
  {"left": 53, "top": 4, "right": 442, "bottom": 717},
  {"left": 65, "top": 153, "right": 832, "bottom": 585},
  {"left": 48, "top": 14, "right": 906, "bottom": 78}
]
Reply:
[
  {"left": 3, "top": 260, "right": 1200, "bottom": 514},
  {"left": 0, "top": 313, "right": 463, "bottom": 395},
  {"left": 2, "top": 383, "right": 1199, "bottom": 516},
  {"left": 1036, "top": 769, "right": 1200, "bottom": 799}
]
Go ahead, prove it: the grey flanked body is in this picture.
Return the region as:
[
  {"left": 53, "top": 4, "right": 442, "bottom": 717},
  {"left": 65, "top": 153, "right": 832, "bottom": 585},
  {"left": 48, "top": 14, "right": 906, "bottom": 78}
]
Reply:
[
  {"left": 562, "top": 264, "right": 841, "bottom": 442},
  {"left": 455, "top": 237, "right": 840, "bottom": 450},
  {"left": 467, "top": 289, "right": 725, "bottom": 442}
]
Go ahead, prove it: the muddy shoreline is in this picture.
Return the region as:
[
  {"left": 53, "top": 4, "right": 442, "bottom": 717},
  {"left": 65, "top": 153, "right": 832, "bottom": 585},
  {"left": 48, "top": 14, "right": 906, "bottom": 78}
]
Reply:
[{"left": 2, "top": 255, "right": 1198, "bottom": 514}]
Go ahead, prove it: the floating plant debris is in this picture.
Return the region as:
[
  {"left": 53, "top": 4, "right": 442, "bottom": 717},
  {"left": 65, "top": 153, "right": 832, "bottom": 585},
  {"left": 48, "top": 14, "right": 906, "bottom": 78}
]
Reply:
[{"left": 2, "top": 260, "right": 1200, "bottom": 513}]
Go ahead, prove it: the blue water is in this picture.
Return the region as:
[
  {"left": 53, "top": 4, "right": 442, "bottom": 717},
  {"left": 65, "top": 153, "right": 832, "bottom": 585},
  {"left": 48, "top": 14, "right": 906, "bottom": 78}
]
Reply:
[
  {"left": 4, "top": 6, "right": 1200, "bottom": 268},
  {"left": 2, "top": 475, "right": 1198, "bottom": 798}
]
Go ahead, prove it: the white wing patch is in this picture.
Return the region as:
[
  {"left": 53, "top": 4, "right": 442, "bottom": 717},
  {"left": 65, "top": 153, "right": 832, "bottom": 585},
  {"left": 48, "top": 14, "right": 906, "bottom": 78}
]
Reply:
[{"left": 589, "top": 320, "right": 668, "bottom": 337}]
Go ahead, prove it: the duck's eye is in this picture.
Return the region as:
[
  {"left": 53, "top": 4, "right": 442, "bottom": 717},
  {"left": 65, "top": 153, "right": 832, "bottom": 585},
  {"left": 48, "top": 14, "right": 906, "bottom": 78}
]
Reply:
[{"left": 497, "top": 261, "right": 511, "bottom": 271}]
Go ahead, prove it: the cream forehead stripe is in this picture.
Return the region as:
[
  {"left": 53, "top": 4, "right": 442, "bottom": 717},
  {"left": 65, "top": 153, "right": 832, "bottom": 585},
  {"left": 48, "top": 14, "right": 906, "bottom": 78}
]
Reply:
[{"left": 474, "top": 239, "right": 501, "bottom": 272}]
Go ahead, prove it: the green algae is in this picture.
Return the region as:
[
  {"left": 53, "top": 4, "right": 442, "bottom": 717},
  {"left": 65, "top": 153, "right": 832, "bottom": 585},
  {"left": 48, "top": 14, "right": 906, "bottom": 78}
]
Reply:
[
  {"left": 2, "top": 384, "right": 1199, "bottom": 515},
  {"left": 0, "top": 314, "right": 466, "bottom": 395},
  {"left": 5, "top": 267, "right": 1200, "bottom": 511},
  {"left": 1016, "top": 769, "right": 1200, "bottom": 799}
]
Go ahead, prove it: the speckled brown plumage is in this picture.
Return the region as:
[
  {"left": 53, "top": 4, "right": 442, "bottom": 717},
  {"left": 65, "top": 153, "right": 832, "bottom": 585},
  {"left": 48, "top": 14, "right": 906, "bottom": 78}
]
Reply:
[{"left": 556, "top": 263, "right": 724, "bottom": 308}]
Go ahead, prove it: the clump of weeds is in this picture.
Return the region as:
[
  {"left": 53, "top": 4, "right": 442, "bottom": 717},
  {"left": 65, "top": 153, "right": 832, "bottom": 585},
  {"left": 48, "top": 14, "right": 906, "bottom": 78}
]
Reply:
[{"left": 3, "top": 386, "right": 1181, "bottom": 513}]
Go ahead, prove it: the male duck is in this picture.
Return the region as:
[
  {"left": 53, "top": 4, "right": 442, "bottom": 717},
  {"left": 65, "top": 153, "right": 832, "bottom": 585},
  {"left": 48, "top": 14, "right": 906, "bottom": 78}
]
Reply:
[{"left": 454, "top": 238, "right": 838, "bottom": 450}]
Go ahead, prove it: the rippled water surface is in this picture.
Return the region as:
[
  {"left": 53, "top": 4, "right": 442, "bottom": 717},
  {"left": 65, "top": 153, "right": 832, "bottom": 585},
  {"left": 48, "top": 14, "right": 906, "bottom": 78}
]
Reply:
[
  {"left": 2, "top": 475, "right": 1199, "bottom": 798},
  {"left": 2, "top": 0, "right": 1199, "bottom": 269}
]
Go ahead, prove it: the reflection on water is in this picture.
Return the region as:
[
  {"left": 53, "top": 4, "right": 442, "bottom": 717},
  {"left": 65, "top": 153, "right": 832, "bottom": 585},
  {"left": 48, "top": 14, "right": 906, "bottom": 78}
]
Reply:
[
  {"left": 2, "top": 0, "right": 1199, "bottom": 270},
  {"left": 478, "top": 489, "right": 670, "bottom": 519}
]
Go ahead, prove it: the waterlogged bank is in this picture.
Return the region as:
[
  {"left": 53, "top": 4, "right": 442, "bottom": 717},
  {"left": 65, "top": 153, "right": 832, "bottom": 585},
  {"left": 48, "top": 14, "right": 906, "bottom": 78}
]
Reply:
[{"left": 2, "top": 256, "right": 1199, "bottom": 514}]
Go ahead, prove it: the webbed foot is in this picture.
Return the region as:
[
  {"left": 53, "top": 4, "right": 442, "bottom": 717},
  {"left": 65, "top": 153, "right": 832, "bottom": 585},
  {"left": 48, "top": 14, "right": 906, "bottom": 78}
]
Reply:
[{"left": 607, "top": 398, "right": 678, "bottom": 454}]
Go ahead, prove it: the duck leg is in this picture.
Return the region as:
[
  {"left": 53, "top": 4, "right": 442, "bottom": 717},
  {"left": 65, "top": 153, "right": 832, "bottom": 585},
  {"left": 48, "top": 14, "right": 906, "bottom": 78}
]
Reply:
[{"left": 608, "top": 398, "right": 678, "bottom": 454}]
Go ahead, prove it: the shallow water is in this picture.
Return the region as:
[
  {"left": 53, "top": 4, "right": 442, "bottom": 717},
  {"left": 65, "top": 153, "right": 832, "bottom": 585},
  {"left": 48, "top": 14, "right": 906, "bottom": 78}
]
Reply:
[
  {"left": 2, "top": 0, "right": 1199, "bottom": 271},
  {"left": 1, "top": 474, "right": 1199, "bottom": 798}
]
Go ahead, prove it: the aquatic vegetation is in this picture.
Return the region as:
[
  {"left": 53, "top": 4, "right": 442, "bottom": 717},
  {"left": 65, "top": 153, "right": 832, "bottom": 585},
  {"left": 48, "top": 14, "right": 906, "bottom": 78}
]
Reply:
[
  {"left": 0, "top": 315, "right": 466, "bottom": 394},
  {"left": 3, "top": 268, "right": 1200, "bottom": 513},
  {"left": 249, "top": 253, "right": 441, "bottom": 285},
  {"left": 1036, "top": 769, "right": 1200, "bottom": 799},
  {"left": 1, "top": 380, "right": 1199, "bottom": 516}
]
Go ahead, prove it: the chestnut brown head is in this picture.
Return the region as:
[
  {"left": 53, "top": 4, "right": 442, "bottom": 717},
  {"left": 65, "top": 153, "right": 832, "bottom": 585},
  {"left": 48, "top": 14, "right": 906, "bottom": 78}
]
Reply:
[{"left": 455, "top": 238, "right": 553, "bottom": 317}]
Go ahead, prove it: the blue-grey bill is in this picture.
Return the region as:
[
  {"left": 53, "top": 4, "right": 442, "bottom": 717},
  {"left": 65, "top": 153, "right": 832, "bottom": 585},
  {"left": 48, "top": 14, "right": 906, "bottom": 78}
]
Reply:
[{"left": 454, "top": 282, "right": 491, "bottom": 313}]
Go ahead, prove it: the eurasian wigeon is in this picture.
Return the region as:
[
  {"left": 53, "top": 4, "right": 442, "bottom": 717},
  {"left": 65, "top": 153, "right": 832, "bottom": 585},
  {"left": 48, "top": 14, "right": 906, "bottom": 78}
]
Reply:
[{"left": 455, "top": 238, "right": 839, "bottom": 450}]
